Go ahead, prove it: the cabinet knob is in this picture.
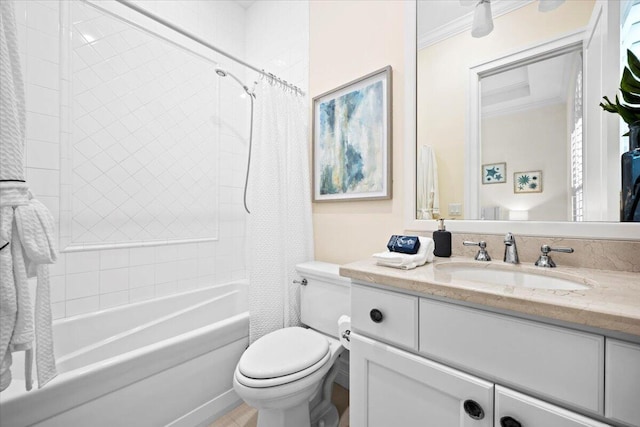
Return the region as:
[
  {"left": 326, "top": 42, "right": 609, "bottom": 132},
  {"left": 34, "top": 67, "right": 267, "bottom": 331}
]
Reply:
[
  {"left": 463, "top": 399, "right": 484, "bottom": 420},
  {"left": 500, "top": 416, "right": 522, "bottom": 427},
  {"left": 369, "top": 308, "right": 384, "bottom": 323}
]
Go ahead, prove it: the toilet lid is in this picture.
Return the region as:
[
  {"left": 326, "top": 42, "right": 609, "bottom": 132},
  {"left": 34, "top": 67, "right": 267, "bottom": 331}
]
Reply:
[{"left": 238, "top": 327, "right": 330, "bottom": 379}]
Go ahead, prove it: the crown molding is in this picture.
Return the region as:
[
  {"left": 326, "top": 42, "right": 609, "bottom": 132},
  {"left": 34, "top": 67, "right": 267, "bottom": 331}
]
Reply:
[{"left": 418, "top": 0, "right": 534, "bottom": 50}]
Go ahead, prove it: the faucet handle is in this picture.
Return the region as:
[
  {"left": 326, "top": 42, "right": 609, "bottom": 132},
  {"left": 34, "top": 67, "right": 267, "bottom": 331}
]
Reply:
[
  {"left": 463, "top": 240, "right": 491, "bottom": 261},
  {"left": 535, "top": 245, "right": 574, "bottom": 268}
]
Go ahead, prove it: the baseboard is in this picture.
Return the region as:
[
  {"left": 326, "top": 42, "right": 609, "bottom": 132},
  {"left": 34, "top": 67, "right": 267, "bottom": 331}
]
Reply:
[{"left": 168, "top": 389, "right": 242, "bottom": 427}]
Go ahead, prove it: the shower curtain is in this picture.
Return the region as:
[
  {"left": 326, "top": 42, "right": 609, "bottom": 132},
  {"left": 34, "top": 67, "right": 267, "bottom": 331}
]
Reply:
[{"left": 248, "top": 82, "right": 314, "bottom": 343}]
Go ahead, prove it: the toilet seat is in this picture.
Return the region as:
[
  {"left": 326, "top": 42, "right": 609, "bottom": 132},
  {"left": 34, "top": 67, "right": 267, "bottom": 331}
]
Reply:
[{"left": 236, "top": 327, "right": 331, "bottom": 388}]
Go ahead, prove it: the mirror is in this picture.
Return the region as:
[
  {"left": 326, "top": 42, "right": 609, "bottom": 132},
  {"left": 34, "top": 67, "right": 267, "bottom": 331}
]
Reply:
[{"left": 415, "top": 0, "right": 637, "bottom": 224}]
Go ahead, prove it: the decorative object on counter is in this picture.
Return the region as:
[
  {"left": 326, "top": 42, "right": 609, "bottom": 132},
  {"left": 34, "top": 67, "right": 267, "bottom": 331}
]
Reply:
[
  {"left": 482, "top": 162, "right": 506, "bottom": 184},
  {"left": 373, "top": 236, "right": 434, "bottom": 270},
  {"left": 513, "top": 170, "right": 542, "bottom": 194},
  {"left": 433, "top": 219, "right": 452, "bottom": 257},
  {"left": 463, "top": 240, "right": 491, "bottom": 261},
  {"left": 387, "top": 235, "right": 421, "bottom": 254},
  {"left": 312, "top": 66, "right": 392, "bottom": 202},
  {"left": 534, "top": 244, "right": 574, "bottom": 268},
  {"left": 600, "top": 49, "right": 640, "bottom": 222}
]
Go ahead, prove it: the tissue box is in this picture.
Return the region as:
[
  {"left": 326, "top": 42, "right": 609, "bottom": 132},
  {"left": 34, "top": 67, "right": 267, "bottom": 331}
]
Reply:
[{"left": 387, "top": 235, "right": 421, "bottom": 254}]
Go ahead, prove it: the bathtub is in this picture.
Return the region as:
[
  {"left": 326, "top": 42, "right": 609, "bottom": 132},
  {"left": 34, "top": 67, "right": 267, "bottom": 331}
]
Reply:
[{"left": 0, "top": 281, "right": 249, "bottom": 427}]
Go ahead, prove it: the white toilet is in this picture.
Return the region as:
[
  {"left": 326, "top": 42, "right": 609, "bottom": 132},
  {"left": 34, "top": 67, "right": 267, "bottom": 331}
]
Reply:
[{"left": 233, "top": 261, "right": 351, "bottom": 427}]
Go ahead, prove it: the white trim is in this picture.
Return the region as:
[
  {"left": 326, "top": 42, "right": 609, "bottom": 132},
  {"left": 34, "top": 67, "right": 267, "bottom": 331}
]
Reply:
[
  {"left": 481, "top": 95, "right": 565, "bottom": 119},
  {"left": 405, "top": 4, "right": 640, "bottom": 240},
  {"left": 417, "top": 0, "right": 533, "bottom": 50}
]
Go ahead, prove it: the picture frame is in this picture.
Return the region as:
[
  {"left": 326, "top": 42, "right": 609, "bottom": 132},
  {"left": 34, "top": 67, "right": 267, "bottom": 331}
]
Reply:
[
  {"left": 312, "top": 66, "right": 392, "bottom": 202},
  {"left": 514, "top": 170, "right": 543, "bottom": 193},
  {"left": 482, "top": 162, "right": 507, "bottom": 184}
]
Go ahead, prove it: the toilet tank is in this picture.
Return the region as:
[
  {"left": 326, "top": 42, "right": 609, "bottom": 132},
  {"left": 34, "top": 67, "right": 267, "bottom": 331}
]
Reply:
[{"left": 296, "top": 261, "right": 351, "bottom": 338}]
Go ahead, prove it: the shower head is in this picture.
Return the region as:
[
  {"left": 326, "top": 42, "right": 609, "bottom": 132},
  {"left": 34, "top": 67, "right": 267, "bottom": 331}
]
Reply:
[{"left": 214, "top": 67, "right": 254, "bottom": 98}]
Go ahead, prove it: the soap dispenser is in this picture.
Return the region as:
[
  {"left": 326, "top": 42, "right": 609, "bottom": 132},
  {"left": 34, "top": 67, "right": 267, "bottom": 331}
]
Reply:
[{"left": 433, "top": 219, "right": 452, "bottom": 257}]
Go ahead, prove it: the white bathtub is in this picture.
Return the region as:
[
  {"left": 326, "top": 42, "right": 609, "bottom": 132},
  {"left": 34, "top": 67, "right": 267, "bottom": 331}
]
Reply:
[{"left": 0, "top": 281, "right": 249, "bottom": 427}]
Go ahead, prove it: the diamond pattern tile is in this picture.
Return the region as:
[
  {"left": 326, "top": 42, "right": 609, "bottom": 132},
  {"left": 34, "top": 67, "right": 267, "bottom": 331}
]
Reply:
[{"left": 69, "top": 2, "right": 219, "bottom": 246}]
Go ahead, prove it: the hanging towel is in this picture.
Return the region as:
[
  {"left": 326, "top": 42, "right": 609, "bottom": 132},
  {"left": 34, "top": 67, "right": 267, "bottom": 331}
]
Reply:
[
  {"left": 373, "top": 237, "right": 434, "bottom": 270},
  {"left": 0, "top": 0, "right": 58, "bottom": 392},
  {"left": 417, "top": 145, "right": 440, "bottom": 220}
]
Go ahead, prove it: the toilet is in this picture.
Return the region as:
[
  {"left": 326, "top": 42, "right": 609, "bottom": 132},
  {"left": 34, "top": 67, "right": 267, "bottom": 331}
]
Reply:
[{"left": 233, "top": 261, "right": 351, "bottom": 427}]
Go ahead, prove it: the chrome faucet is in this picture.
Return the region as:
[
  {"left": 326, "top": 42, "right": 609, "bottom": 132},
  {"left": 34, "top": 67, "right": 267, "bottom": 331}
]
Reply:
[
  {"left": 535, "top": 245, "right": 574, "bottom": 268},
  {"left": 503, "top": 232, "right": 519, "bottom": 264},
  {"left": 463, "top": 240, "right": 491, "bottom": 261}
]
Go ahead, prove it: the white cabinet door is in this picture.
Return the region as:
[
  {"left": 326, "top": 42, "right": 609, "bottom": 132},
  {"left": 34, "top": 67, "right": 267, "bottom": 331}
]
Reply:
[
  {"left": 605, "top": 339, "right": 640, "bottom": 427},
  {"left": 350, "top": 332, "right": 494, "bottom": 427},
  {"left": 495, "top": 386, "right": 612, "bottom": 427}
]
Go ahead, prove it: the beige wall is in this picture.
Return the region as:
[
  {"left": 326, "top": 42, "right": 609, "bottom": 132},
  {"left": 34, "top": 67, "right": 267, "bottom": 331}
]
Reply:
[
  {"left": 310, "top": 1, "right": 406, "bottom": 263},
  {"left": 417, "top": 0, "right": 594, "bottom": 219}
]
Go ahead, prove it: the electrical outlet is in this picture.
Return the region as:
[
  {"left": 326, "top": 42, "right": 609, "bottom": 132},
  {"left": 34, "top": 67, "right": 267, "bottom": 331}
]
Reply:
[{"left": 449, "top": 203, "right": 462, "bottom": 216}]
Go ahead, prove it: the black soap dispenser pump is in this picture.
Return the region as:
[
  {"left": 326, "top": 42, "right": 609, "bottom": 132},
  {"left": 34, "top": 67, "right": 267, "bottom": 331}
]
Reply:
[{"left": 433, "top": 219, "right": 452, "bottom": 257}]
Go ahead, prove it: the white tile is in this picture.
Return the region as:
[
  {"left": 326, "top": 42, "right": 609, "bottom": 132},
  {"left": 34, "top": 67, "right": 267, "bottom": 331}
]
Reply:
[
  {"left": 26, "top": 168, "right": 59, "bottom": 197},
  {"left": 26, "top": 112, "right": 59, "bottom": 143},
  {"left": 197, "top": 258, "right": 215, "bottom": 277},
  {"left": 155, "top": 245, "right": 178, "bottom": 263},
  {"left": 129, "top": 264, "right": 155, "bottom": 288},
  {"left": 27, "top": 28, "right": 59, "bottom": 63},
  {"left": 66, "top": 296, "right": 99, "bottom": 317},
  {"left": 26, "top": 1, "right": 59, "bottom": 36},
  {"left": 67, "top": 251, "right": 100, "bottom": 274},
  {"left": 99, "top": 291, "right": 129, "bottom": 309},
  {"left": 26, "top": 84, "right": 59, "bottom": 116},
  {"left": 99, "top": 249, "right": 130, "bottom": 270},
  {"left": 26, "top": 140, "right": 59, "bottom": 170},
  {"left": 175, "top": 243, "right": 198, "bottom": 260},
  {"left": 129, "top": 246, "right": 155, "bottom": 265},
  {"left": 155, "top": 261, "right": 178, "bottom": 284},
  {"left": 51, "top": 302, "right": 66, "bottom": 320},
  {"left": 155, "top": 281, "right": 176, "bottom": 297},
  {"left": 175, "top": 259, "right": 197, "bottom": 280},
  {"left": 99, "top": 267, "right": 129, "bottom": 294},
  {"left": 129, "top": 285, "right": 155, "bottom": 303},
  {"left": 50, "top": 274, "right": 66, "bottom": 304},
  {"left": 66, "top": 271, "right": 99, "bottom": 299},
  {"left": 49, "top": 253, "right": 66, "bottom": 276}
]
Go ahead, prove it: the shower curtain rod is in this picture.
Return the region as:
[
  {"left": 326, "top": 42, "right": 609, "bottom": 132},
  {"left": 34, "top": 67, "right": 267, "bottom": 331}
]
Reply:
[{"left": 115, "top": 0, "right": 305, "bottom": 96}]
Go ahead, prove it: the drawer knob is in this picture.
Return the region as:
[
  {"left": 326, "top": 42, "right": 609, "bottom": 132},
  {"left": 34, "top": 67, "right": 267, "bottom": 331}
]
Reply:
[
  {"left": 463, "top": 399, "right": 484, "bottom": 420},
  {"left": 500, "top": 416, "right": 522, "bottom": 427},
  {"left": 369, "top": 309, "right": 384, "bottom": 323}
]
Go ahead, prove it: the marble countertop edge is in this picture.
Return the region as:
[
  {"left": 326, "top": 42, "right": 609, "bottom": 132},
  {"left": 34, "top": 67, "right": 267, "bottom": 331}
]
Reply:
[{"left": 339, "top": 257, "right": 640, "bottom": 338}]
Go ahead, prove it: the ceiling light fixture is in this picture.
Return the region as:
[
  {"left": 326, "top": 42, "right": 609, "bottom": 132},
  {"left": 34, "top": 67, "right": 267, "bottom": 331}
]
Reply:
[
  {"left": 471, "top": 0, "right": 494, "bottom": 38},
  {"left": 538, "top": 0, "right": 566, "bottom": 13}
]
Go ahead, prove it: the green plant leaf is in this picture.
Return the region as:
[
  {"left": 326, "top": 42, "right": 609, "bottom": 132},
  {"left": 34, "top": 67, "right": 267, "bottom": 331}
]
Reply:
[
  {"left": 615, "top": 95, "right": 640, "bottom": 124},
  {"left": 621, "top": 67, "right": 640, "bottom": 93},
  {"left": 628, "top": 49, "right": 640, "bottom": 78},
  {"left": 621, "top": 89, "right": 640, "bottom": 105}
]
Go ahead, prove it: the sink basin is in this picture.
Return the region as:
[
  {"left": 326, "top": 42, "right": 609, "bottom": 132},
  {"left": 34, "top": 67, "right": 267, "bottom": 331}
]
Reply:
[{"left": 434, "top": 262, "right": 590, "bottom": 291}]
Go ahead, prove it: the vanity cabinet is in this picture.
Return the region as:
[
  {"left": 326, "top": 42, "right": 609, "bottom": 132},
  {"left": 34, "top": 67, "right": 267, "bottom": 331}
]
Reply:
[
  {"left": 350, "top": 283, "right": 638, "bottom": 427},
  {"left": 350, "top": 332, "right": 494, "bottom": 427}
]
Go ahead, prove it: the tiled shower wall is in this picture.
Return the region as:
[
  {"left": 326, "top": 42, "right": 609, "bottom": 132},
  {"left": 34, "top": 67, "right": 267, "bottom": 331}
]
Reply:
[{"left": 15, "top": 0, "right": 253, "bottom": 319}]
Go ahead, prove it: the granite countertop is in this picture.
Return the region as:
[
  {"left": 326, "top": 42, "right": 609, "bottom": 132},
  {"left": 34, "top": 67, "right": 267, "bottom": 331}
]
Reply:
[{"left": 340, "top": 257, "right": 640, "bottom": 337}]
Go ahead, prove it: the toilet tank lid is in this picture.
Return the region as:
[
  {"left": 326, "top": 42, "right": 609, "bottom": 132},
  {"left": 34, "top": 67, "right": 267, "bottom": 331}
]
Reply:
[{"left": 296, "top": 261, "right": 351, "bottom": 284}]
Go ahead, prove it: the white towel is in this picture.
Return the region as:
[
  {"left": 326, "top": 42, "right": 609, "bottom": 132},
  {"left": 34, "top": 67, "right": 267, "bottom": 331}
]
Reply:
[
  {"left": 0, "top": 0, "right": 58, "bottom": 392},
  {"left": 417, "top": 145, "right": 440, "bottom": 220},
  {"left": 373, "top": 237, "right": 435, "bottom": 270}
]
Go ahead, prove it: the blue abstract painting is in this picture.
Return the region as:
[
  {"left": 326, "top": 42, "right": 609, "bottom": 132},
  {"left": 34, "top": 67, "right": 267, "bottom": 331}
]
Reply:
[{"left": 314, "top": 69, "right": 390, "bottom": 201}]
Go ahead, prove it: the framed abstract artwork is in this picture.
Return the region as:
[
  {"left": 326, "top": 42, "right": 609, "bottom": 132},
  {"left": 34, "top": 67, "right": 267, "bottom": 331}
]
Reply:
[
  {"left": 482, "top": 162, "right": 506, "bottom": 184},
  {"left": 312, "top": 66, "right": 392, "bottom": 202},
  {"left": 514, "top": 170, "right": 543, "bottom": 193}
]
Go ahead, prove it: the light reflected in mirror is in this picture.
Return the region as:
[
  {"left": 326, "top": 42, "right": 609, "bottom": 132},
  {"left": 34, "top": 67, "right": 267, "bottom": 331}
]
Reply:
[{"left": 416, "top": 0, "right": 637, "bottom": 223}]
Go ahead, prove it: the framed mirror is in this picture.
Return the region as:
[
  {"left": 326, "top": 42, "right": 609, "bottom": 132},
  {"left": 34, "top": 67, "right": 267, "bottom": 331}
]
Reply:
[{"left": 404, "top": 0, "right": 640, "bottom": 239}]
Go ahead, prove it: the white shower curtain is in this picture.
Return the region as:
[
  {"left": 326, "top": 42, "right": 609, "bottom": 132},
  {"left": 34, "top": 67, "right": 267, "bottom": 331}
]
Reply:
[{"left": 248, "top": 82, "right": 314, "bottom": 343}]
